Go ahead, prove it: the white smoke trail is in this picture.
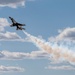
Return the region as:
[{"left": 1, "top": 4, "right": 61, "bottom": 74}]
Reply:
[
  {"left": 23, "top": 30, "right": 52, "bottom": 53},
  {"left": 23, "top": 30, "right": 75, "bottom": 65}
]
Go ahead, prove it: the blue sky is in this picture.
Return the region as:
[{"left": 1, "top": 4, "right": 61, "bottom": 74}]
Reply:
[{"left": 0, "top": 0, "right": 75, "bottom": 75}]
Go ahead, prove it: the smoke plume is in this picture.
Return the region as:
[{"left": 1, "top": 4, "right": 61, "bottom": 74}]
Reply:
[{"left": 23, "top": 30, "right": 75, "bottom": 65}]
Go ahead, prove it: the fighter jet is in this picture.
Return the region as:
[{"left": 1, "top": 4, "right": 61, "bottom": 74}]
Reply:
[{"left": 9, "top": 17, "right": 25, "bottom": 30}]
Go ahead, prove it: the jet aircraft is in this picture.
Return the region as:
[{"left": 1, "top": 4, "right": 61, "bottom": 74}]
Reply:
[{"left": 9, "top": 17, "right": 25, "bottom": 30}]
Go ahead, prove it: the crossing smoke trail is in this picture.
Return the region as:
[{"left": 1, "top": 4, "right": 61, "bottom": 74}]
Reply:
[{"left": 23, "top": 30, "right": 75, "bottom": 65}]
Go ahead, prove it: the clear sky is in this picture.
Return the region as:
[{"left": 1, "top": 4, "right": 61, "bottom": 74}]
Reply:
[{"left": 0, "top": 0, "right": 75, "bottom": 75}]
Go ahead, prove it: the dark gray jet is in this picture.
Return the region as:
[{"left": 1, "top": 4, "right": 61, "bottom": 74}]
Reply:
[{"left": 9, "top": 17, "right": 25, "bottom": 30}]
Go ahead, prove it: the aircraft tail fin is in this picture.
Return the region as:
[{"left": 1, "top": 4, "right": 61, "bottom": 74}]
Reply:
[{"left": 16, "top": 27, "right": 25, "bottom": 30}]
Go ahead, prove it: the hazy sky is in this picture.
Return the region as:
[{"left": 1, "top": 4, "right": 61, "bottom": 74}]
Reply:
[{"left": 0, "top": 0, "right": 75, "bottom": 75}]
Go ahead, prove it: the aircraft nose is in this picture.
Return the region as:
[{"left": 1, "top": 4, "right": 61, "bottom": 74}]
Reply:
[{"left": 9, "top": 17, "right": 11, "bottom": 18}]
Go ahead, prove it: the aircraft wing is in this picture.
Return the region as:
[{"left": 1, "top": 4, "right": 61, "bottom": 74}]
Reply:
[{"left": 17, "top": 23, "right": 26, "bottom": 26}]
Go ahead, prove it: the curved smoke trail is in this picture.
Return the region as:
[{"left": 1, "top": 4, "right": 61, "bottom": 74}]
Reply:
[{"left": 23, "top": 30, "right": 75, "bottom": 65}]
